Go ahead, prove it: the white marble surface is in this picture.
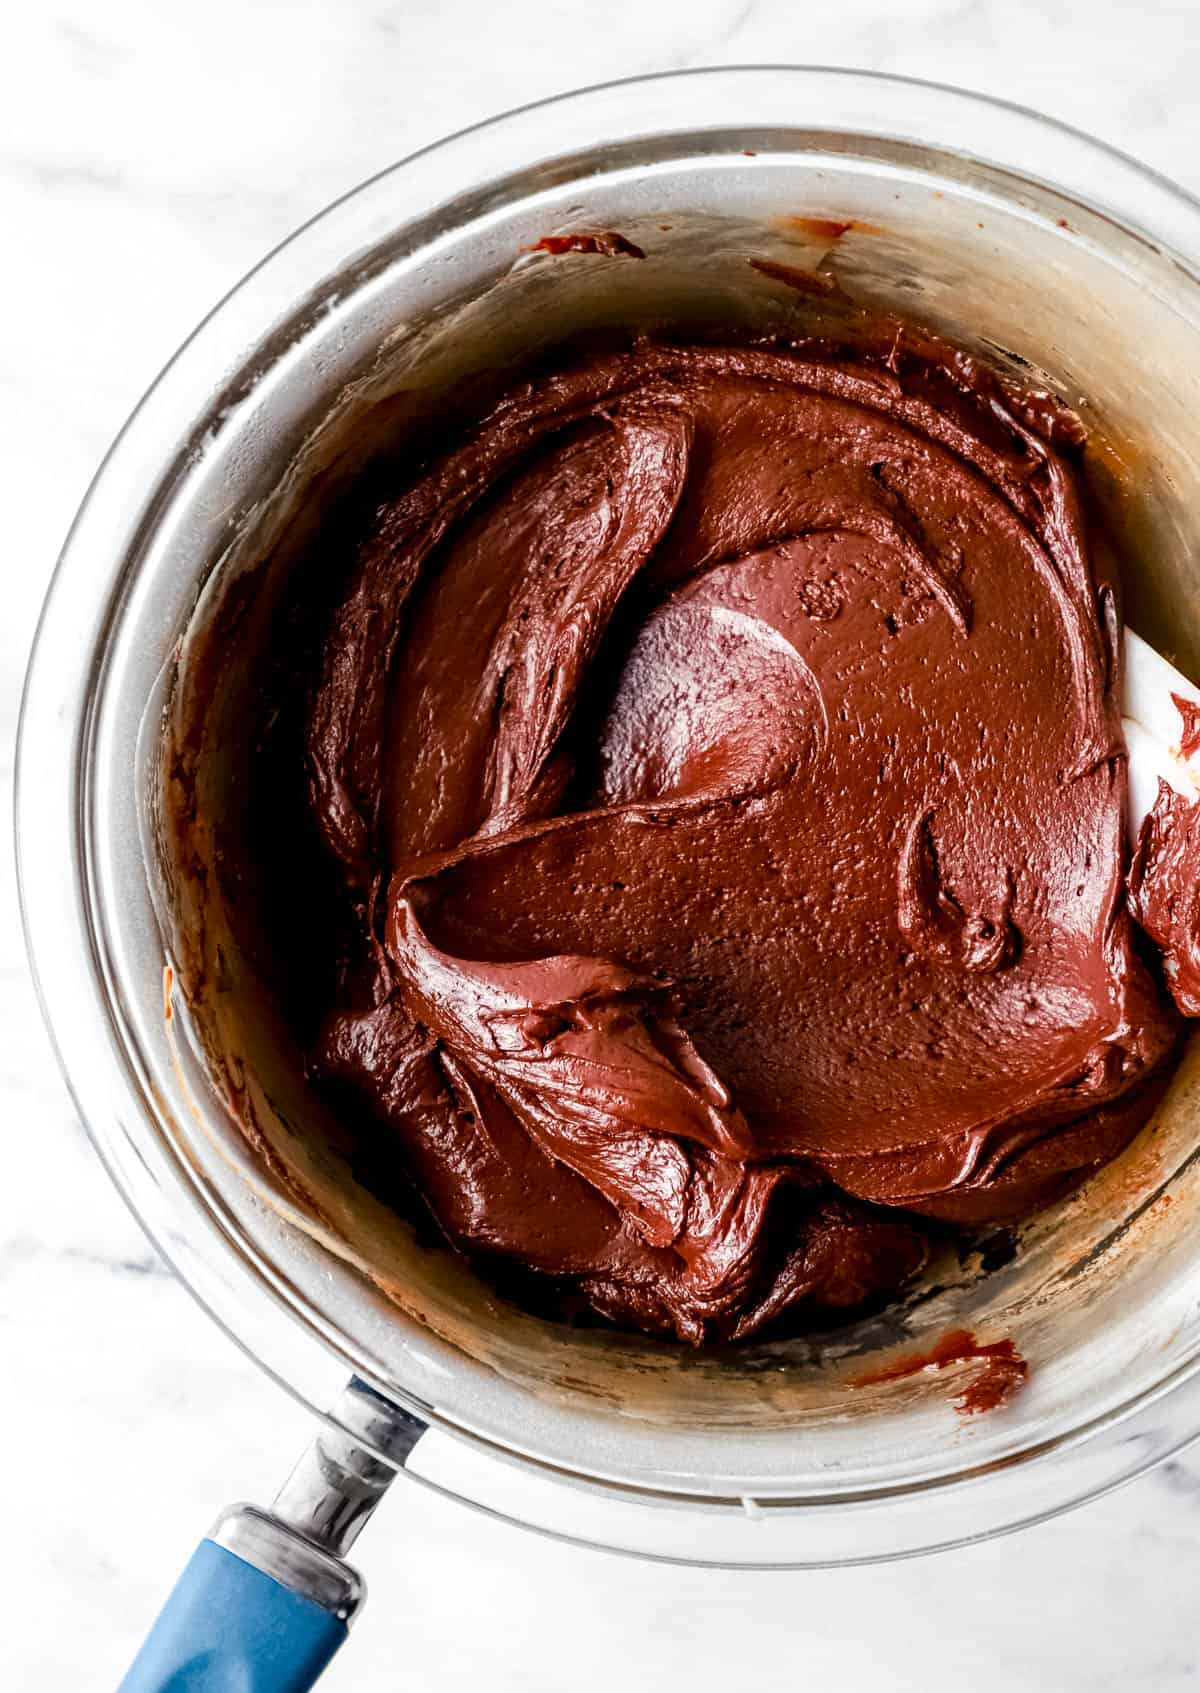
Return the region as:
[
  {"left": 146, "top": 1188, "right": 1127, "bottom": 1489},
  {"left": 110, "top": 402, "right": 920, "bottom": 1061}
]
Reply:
[{"left": 6, "top": 1, "right": 1200, "bottom": 1686}]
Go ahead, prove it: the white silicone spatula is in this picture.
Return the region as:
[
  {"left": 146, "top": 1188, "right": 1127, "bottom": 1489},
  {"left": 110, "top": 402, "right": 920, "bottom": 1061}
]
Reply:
[{"left": 1123, "top": 629, "right": 1200, "bottom": 837}]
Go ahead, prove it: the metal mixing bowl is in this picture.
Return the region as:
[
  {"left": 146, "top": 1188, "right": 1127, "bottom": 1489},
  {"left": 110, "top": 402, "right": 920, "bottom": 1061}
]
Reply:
[{"left": 19, "top": 67, "right": 1200, "bottom": 1566}]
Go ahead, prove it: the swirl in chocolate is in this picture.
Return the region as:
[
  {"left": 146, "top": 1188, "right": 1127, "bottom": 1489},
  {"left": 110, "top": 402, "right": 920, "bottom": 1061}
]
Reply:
[{"left": 307, "top": 334, "right": 1182, "bottom": 1344}]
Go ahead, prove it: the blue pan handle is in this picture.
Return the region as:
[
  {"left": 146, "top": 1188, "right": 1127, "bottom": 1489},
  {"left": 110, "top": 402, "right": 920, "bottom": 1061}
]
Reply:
[
  {"left": 116, "top": 1382, "right": 427, "bottom": 1692},
  {"left": 117, "top": 1521, "right": 352, "bottom": 1692}
]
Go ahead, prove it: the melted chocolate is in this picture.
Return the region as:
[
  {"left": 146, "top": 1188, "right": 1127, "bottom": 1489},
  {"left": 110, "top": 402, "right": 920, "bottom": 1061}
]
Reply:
[
  {"left": 853, "top": 1327, "right": 1029, "bottom": 1415},
  {"left": 525, "top": 231, "right": 646, "bottom": 260},
  {"left": 1129, "top": 791, "right": 1200, "bottom": 1018},
  {"left": 1172, "top": 692, "right": 1200, "bottom": 761},
  {"left": 301, "top": 333, "right": 1185, "bottom": 1346}
]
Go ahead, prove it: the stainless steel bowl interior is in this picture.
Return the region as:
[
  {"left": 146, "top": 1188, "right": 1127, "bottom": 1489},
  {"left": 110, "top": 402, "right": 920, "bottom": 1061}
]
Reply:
[{"left": 20, "top": 69, "right": 1200, "bottom": 1564}]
